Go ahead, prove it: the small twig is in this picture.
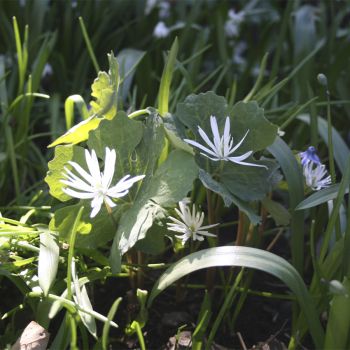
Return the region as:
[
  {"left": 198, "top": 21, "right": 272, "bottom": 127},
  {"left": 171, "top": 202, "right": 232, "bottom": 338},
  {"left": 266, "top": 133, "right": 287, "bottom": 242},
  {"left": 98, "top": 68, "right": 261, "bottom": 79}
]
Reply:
[
  {"left": 266, "top": 228, "right": 284, "bottom": 251},
  {"left": 237, "top": 331, "right": 248, "bottom": 350}
]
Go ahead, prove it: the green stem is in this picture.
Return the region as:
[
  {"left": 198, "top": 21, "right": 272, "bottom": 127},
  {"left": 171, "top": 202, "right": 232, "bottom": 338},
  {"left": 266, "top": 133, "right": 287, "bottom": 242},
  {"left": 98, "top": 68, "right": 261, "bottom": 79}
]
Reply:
[
  {"left": 28, "top": 291, "right": 119, "bottom": 327},
  {"left": 128, "top": 109, "right": 151, "bottom": 119},
  {"left": 326, "top": 88, "right": 336, "bottom": 183},
  {"left": 67, "top": 206, "right": 84, "bottom": 301}
]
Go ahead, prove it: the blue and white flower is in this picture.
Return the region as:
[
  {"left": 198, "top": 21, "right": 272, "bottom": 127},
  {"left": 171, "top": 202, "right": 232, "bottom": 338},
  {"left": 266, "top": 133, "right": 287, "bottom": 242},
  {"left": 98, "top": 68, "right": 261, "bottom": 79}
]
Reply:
[
  {"left": 61, "top": 147, "right": 145, "bottom": 218},
  {"left": 303, "top": 161, "right": 331, "bottom": 191},
  {"left": 184, "top": 115, "right": 266, "bottom": 168},
  {"left": 167, "top": 199, "right": 218, "bottom": 245}
]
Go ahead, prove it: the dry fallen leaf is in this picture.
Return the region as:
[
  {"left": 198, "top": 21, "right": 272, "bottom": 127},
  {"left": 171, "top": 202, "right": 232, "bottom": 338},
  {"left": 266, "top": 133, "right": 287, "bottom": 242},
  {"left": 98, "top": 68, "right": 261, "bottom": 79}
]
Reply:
[{"left": 11, "top": 321, "right": 50, "bottom": 350}]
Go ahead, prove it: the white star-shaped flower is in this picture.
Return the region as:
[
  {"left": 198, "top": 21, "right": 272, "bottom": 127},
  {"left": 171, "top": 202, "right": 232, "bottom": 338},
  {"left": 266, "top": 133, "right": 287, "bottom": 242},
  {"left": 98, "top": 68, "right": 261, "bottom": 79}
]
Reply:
[
  {"left": 303, "top": 160, "right": 331, "bottom": 191},
  {"left": 167, "top": 199, "right": 219, "bottom": 245},
  {"left": 184, "top": 115, "right": 266, "bottom": 168},
  {"left": 61, "top": 147, "right": 145, "bottom": 218}
]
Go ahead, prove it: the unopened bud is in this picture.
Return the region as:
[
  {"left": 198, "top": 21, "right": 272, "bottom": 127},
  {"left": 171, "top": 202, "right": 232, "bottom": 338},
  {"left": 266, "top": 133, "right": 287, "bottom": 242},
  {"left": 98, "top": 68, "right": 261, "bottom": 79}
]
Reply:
[{"left": 317, "top": 73, "right": 328, "bottom": 87}]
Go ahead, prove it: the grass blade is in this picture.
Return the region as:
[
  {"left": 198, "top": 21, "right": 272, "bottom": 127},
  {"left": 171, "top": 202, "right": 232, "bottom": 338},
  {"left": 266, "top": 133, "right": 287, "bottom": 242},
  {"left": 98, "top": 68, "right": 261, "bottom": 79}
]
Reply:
[
  {"left": 268, "top": 137, "right": 305, "bottom": 274},
  {"left": 157, "top": 37, "right": 178, "bottom": 116}
]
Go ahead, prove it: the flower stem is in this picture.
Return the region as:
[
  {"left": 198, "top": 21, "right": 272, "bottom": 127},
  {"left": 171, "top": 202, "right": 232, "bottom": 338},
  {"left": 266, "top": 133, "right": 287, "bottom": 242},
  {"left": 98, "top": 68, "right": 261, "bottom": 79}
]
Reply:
[
  {"left": 205, "top": 189, "right": 217, "bottom": 291},
  {"left": 235, "top": 210, "right": 245, "bottom": 246}
]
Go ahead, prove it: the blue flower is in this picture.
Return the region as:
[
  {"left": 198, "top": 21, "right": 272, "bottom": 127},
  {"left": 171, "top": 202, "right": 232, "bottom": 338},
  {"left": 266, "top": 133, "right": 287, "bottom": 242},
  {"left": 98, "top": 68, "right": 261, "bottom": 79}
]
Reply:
[{"left": 299, "top": 146, "right": 321, "bottom": 166}]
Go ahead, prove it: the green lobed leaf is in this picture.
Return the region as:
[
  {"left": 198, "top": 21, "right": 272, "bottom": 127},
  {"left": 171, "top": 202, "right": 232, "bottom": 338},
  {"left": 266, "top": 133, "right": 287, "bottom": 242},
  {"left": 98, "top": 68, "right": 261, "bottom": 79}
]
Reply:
[
  {"left": 134, "top": 223, "right": 166, "bottom": 255},
  {"left": 220, "top": 159, "right": 280, "bottom": 202},
  {"left": 89, "top": 51, "right": 119, "bottom": 120},
  {"left": 147, "top": 246, "right": 324, "bottom": 349},
  {"left": 49, "top": 203, "right": 125, "bottom": 249},
  {"left": 175, "top": 91, "right": 278, "bottom": 154},
  {"left": 87, "top": 111, "right": 144, "bottom": 179},
  {"left": 45, "top": 145, "right": 86, "bottom": 201},
  {"left": 198, "top": 169, "right": 261, "bottom": 224}
]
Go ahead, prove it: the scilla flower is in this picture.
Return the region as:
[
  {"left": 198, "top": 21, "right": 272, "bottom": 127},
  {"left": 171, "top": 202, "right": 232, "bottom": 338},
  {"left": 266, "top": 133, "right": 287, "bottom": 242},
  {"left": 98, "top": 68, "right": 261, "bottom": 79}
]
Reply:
[
  {"left": 153, "top": 21, "right": 170, "bottom": 38},
  {"left": 61, "top": 147, "right": 145, "bottom": 218},
  {"left": 303, "top": 161, "right": 331, "bottom": 191},
  {"left": 167, "top": 199, "right": 218, "bottom": 245},
  {"left": 299, "top": 146, "right": 321, "bottom": 166},
  {"left": 184, "top": 115, "right": 266, "bottom": 168}
]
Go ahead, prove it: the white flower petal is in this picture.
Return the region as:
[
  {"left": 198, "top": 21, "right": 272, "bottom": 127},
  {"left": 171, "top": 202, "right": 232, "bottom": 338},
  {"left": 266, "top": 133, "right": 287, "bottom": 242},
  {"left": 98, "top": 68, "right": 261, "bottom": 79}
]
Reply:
[
  {"left": 62, "top": 167, "right": 94, "bottom": 192},
  {"left": 102, "top": 148, "right": 116, "bottom": 188},
  {"left": 104, "top": 195, "right": 117, "bottom": 208},
  {"left": 198, "top": 125, "right": 217, "bottom": 153},
  {"left": 62, "top": 188, "right": 95, "bottom": 199},
  {"left": 108, "top": 175, "right": 145, "bottom": 197},
  {"left": 85, "top": 149, "right": 102, "bottom": 183},
  {"left": 228, "top": 129, "right": 250, "bottom": 155},
  {"left": 184, "top": 139, "right": 219, "bottom": 158},
  {"left": 68, "top": 161, "right": 95, "bottom": 185},
  {"left": 89, "top": 194, "right": 105, "bottom": 218},
  {"left": 210, "top": 116, "right": 222, "bottom": 153}
]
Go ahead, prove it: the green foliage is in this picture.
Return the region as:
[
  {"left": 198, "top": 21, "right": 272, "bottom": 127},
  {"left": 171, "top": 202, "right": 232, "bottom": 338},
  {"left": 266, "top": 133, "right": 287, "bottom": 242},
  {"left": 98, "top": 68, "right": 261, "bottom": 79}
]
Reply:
[
  {"left": 148, "top": 246, "right": 324, "bottom": 349},
  {"left": 90, "top": 52, "right": 119, "bottom": 119},
  {"left": 2, "top": 1, "right": 350, "bottom": 349},
  {"left": 111, "top": 150, "right": 198, "bottom": 271}
]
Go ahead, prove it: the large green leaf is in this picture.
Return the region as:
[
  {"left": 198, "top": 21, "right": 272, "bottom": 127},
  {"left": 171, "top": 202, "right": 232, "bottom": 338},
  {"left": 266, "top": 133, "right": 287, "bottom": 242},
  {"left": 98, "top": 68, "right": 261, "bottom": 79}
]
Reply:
[
  {"left": 49, "top": 203, "right": 125, "bottom": 249},
  {"left": 221, "top": 159, "right": 280, "bottom": 201},
  {"left": 147, "top": 246, "right": 324, "bottom": 349},
  {"left": 198, "top": 169, "right": 261, "bottom": 224},
  {"left": 45, "top": 145, "right": 86, "bottom": 201},
  {"left": 175, "top": 92, "right": 278, "bottom": 153},
  {"left": 110, "top": 150, "right": 198, "bottom": 272},
  {"left": 87, "top": 111, "right": 144, "bottom": 180}
]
